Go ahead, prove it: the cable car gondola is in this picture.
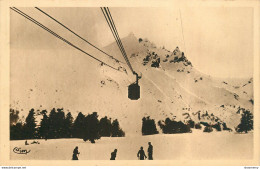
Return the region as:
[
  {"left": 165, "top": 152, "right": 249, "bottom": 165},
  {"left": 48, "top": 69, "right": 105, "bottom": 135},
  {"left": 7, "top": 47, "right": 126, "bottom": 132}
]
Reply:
[{"left": 128, "top": 72, "right": 141, "bottom": 100}]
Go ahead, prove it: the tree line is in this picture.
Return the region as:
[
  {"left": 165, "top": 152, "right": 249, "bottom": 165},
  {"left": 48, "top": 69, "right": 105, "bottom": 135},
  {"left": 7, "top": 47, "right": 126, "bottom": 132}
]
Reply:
[
  {"left": 10, "top": 107, "right": 253, "bottom": 139},
  {"left": 141, "top": 109, "right": 253, "bottom": 135},
  {"left": 10, "top": 108, "right": 125, "bottom": 142}
]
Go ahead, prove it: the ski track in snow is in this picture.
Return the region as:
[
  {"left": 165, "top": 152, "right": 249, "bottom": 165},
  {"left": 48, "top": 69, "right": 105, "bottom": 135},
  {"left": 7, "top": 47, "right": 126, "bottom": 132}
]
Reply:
[
  {"left": 163, "top": 70, "right": 212, "bottom": 106},
  {"left": 143, "top": 74, "right": 185, "bottom": 112}
]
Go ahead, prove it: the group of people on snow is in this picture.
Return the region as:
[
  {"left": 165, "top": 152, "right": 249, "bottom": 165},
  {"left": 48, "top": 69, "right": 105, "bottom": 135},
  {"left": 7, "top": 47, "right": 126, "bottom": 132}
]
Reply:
[
  {"left": 72, "top": 142, "right": 153, "bottom": 160},
  {"left": 137, "top": 142, "right": 153, "bottom": 160}
]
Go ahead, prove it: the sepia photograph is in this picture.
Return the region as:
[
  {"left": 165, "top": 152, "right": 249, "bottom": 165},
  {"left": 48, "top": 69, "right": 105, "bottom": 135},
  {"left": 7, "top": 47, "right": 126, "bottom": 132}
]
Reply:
[{"left": 3, "top": 2, "right": 258, "bottom": 165}]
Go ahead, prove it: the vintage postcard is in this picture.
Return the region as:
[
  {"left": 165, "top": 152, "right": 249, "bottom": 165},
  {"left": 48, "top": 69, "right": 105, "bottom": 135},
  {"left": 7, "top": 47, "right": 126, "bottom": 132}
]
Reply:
[{"left": 0, "top": 0, "right": 259, "bottom": 166}]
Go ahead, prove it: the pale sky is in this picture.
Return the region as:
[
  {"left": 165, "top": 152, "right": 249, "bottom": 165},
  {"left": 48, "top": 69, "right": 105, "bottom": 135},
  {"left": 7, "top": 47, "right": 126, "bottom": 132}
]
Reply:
[{"left": 11, "top": 7, "right": 253, "bottom": 78}]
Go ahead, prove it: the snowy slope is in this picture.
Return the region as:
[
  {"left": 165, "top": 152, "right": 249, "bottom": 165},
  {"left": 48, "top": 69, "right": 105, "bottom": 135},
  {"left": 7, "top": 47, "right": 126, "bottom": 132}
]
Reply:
[{"left": 99, "top": 33, "right": 253, "bottom": 133}]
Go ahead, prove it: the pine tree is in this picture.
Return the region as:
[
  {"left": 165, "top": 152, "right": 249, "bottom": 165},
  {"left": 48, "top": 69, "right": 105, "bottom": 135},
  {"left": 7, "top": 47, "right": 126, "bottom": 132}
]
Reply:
[
  {"left": 111, "top": 119, "right": 120, "bottom": 137},
  {"left": 24, "top": 108, "right": 37, "bottom": 139},
  {"left": 38, "top": 110, "right": 49, "bottom": 140},
  {"left": 56, "top": 108, "right": 66, "bottom": 138},
  {"left": 64, "top": 112, "right": 74, "bottom": 138},
  {"left": 111, "top": 119, "right": 125, "bottom": 137},
  {"left": 212, "top": 122, "right": 221, "bottom": 131},
  {"left": 72, "top": 112, "right": 85, "bottom": 138},
  {"left": 46, "top": 108, "right": 66, "bottom": 138},
  {"left": 194, "top": 123, "right": 202, "bottom": 129},
  {"left": 142, "top": 116, "right": 158, "bottom": 135},
  {"left": 236, "top": 109, "right": 253, "bottom": 133},
  {"left": 83, "top": 112, "right": 100, "bottom": 143},
  {"left": 10, "top": 122, "right": 24, "bottom": 140},
  {"left": 187, "top": 119, "right": 195, "bottom": 128},
  {"left": 48, "top": 108, "right": 57, "bottom": 138},
  {"left": 10, "top": 108, "right": 24, "bottom": 140},
  {"left": 10, "top": 108, "right": 20, "bottom": 126},
  {"left": 99, "top": 116, "right": 112, "bottom": 137}
]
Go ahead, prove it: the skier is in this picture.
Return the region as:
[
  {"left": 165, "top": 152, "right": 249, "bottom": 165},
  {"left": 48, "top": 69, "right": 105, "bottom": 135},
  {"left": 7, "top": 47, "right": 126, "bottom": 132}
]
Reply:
[
  {"left": 110, "top": 149, "right": 117, "bottom": 160},
  {"left": 25, "top": 140, "right": 29, "bottom": 145},
  {"left": 72, "top": 146, "right": 80, "bottom": 160},
  {"left": 137, "top": 147, "right": 147, "bottom": 160},
  {"left": 148, "top": 142, "right": 153, "bottom": 160}
]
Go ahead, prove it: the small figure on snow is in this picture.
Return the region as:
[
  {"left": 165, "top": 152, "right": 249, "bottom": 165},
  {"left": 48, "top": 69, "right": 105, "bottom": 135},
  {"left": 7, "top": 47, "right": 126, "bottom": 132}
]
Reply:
[
  {"left": 110, "top": 149, "right": 117, "bottom": 160},
  {"left": 31, "top": 140, "right": 40, "bottom": 144},
  {"left": 137, "top": 146, "right": 147, "bottom": 160},
  {"left": 147, "top": 142, "right": 153, "bottom": 160},
  {"left": 25, "top": 140, "right": 29, "bottom": 145},
  {"left": 72, "top": 146, "right": 80, "bottom": 160}
]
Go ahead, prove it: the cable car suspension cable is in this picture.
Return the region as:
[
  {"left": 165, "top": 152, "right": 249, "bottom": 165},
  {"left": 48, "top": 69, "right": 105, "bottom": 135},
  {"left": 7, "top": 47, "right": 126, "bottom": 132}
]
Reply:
[
  {"left": 101, "top": 7, "right": 134, "bottom": 74},
  {"left": 100, "top": 8, "right": 127, "bottom": 67},
  {"left": 105, "top": 7, "right": 133, "bottom": 72},
  {"left": 10, "top": 7, "right": 120, "bottom": 71},
  {"left": 34, "top": 7, "right": 124, "bottom": 64},
  {"left": 100, "top": 7, "right": 132, "bottom": 72}
]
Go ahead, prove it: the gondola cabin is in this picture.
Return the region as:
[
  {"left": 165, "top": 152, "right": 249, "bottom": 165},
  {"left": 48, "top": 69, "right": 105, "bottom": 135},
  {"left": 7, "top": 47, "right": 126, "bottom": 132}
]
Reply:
[
  {"left": 128, "top": 71, "right": 141, "bottom": 100},
  {"left": 128, "top": 83, "right": 140, "bottom": 100}
]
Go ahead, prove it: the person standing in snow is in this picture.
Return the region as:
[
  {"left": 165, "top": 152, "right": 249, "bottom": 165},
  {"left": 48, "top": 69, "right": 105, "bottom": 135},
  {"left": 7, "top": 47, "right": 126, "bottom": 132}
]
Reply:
[
  {"left": 147, "top": 142, "right": 153, "bottom": 160},
  {"left": 110, "top": 149, "right": 117, "bottom": 160},
  {"left": 137, "top": 147, "right": 147, "bottom": 160},
  {"left": 72, "top": 146, "right": 80, "bottom": 160}
]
